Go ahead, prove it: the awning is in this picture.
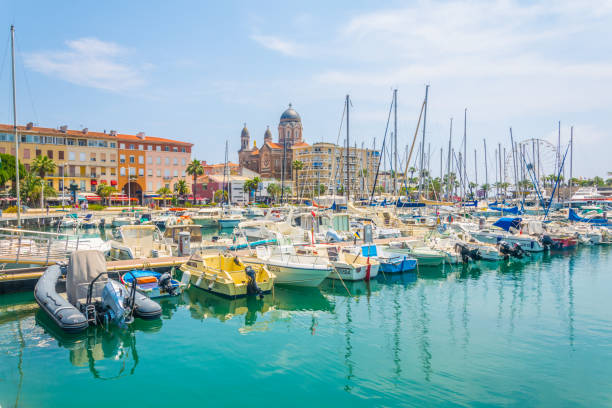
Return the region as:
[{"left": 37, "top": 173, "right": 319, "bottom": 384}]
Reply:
[
  {"left": 86, "top": 195, "right": 101, "bottom": 201},
  {"left": 100, "top": 179, "right": 107, "bottom": 184},
  {"left": 91, "top": 180, "right": 97, "bottom": 185},
  {"left": 493, "top": 217, "right": 522, "bottom": 232},
  {"left": 110, "top": 180, "right": 118, "bottom": 186}
]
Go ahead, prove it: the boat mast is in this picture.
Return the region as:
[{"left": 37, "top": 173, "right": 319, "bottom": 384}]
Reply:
[
  {"left": 446, "top": 118, "right": 452, "bottom": 200},
  {"left": 345, "top": 94, "right": 350, "bottom": 203},
  {"left": 11, "top": 26, "right": 21, "bottom": 227},
  {"left": 474, "top": 149, "right": 477, "bottom": 188},
  {"left": 569, "top": 126, "right": 573, "bottom": 206},
  {"left": 463, "top": 108, "right": 467, "bottom": 200},
  {"left": 483, "top": 139, "right": 488, "bottom": 198},
  {"left": 510, "top": 128, "right": 518, "bottom": 200},
  {"left": 418, "top": 85, "right": 429, "bottom": 198},
  {"left": 557, "top": 121, "right": 561, "bottom": 203},
  {"left": 393, "top": 89, "right": 398, "bottom": 197}
]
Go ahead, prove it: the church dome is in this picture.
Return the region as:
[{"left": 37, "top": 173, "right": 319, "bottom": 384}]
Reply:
[
  {"left": 280, "top": 104, "right": 301, "bottom": 122},
  {"left": 241, "top": 124, "right": 250, "bottom": 137},
  {"left": 264, "top": 126, "right": 272, "bottom": 139}
]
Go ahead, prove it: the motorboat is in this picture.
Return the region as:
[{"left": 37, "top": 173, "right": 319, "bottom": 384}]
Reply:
[
  {"left": 191, "top": 208, "right": 222, "bottom": 228},
  {"left": 468, "top": 217, "right": 546, "bottom": 252},
  {"left": 244, "top": 245, "right": 332, "bottom": 287},
  {"left": 180, "top": 253, "right": 274, "bottom": 299},
  {"left": 319, "top": 245, "right": 380, "bottom": 281},
  {"left": 34, "top": 250, "right": 162, "bottom": 332},
  {"left": 109, "top": 225, "right": 173, "bottom": 260},
  {"left": 163, "top": 224, "right": 203, "bottom": 253},
  {"left": 120, "top": 269, "right": 186, "bottom": 298},
  {"left": 383, "top": 240, "right": 448, "bottom": 266},
  {"left": 80, "top": 214, "right": 99, "bottom": 229},
  {"left": 58, "top": 213, "right": 80, "bottom": 228}
]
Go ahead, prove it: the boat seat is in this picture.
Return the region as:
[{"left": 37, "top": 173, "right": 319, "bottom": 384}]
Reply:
[{"left": 66, "top": 250, "right": 108, "bottom": 306}]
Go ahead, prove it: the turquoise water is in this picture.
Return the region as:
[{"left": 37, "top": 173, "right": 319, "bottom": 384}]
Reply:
[{"left": 1, "top": 245, "right": 612, "bottom": 407}]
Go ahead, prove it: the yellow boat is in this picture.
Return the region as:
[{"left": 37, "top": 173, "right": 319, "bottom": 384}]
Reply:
[
  {"left": 419, "top": 195, "right": 454, "bottom": 206},
  {"left": 180, "top": 253, "right": 275, "bottom": 299}
]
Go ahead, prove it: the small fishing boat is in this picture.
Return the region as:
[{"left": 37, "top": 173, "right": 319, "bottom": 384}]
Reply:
[
  {"left": 191, "top": 208, "right": 222, "bottom": 228},
  {"left": 322, "top": 246, "right": 380, "bottom": 281},
  {"left": 244, "top": 245, "right": 332, "bottom": 287},
  {"left": 180, "top": 253, "right": 274, "bottom": 298},
  {"left": 58, "top": 213, "right": 80, "bottom": 228},
  {"left": 120, "top": 269, "right": 185, "bottom": 298},
  {"left": 109, "top": 225, "right": 173, "bottom": 260},
  {"left": 34, "top": 250, "right": 161, "bottom": 332},
  {"left": 384, "top": 241, "right": 448, "bottom": 266},
  {"left": 218, "top": 215, "right": 243, "bottom": 229}
]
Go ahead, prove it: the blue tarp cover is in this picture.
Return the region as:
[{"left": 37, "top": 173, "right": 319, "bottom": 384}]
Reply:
[{"left": 493, "top": 217, "right": 522, "bottom": 232}]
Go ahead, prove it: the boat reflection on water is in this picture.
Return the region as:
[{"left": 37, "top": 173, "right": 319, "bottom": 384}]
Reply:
[
  {"left": 35, "top": 310, "right": 162, "bottom": 380},
  {"left": 376, "top": 271, "right": 418, "bottom": 286},
  {"left": 319, "top": 278, "right": 382, "bottom": 297},
  {"left": 185, "top": 285, "right": 334, "bottom": 331}
]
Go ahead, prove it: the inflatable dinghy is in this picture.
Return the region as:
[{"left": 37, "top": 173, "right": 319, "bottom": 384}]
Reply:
[{"left": 34, "top": 250, "right": 162, "bottom": 333}]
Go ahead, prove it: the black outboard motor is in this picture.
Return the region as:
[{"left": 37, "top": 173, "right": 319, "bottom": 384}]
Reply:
[
  {"left": 245, "top": 266, "right": 264, "bottom": 299},
  {"left": 498, "top": 241, "right": 525, "bottom": 259},
  {"left": 455, "top": 243, "right": 482, "bottom": 263},
  {"left": 158, "top": 272, "right": 177, "bottom": 296},
  {"left": 541, "top": 235, "right": 555, "bottom": 249},
  {"left": 99, "top": 218, "right": 106, "bottom": 229}
]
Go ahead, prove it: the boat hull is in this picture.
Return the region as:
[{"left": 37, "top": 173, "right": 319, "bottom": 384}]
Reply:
[
  {"left": 329, "top": 263, "right": 380, "bottom": 281},
  {"left": 219, "top": 219, "right": 240, "bottom": 229},
  {"left": 192, "top": 218, "right": 219, "bottom": 228}
]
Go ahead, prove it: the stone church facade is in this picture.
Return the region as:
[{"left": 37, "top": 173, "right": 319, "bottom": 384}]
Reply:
[{"left": 238, "top": 104, "right": 308, "bottom": 180}]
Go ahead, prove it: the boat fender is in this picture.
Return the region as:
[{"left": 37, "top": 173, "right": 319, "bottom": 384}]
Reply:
[{"left": 245, "top": 266, "right": 264, "bottom": 299}]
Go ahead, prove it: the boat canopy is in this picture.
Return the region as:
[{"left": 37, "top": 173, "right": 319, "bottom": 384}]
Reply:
[
  {"left": 493, "top": 217, "right": 522, "bottom": 232},
  {"left": 568, "top": 209, "right": 610, "bottom": 225}
]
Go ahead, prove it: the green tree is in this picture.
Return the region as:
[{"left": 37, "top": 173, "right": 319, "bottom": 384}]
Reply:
[
  {"left": 292, "top": 160, "right": 304, "bottom": 199},
  {"left": 157, "top": 186, "right": 172, "bottom": 208},
  {"left": 20, "top": 171, "right": 57, "bottom": 207},
  {"left": 31, "top": 155, "right": 56, "bottom": 208},
  {"left": 266, "top": 183, "right": 281, "bottom": 203},
  {"left": 213, "top": 189, "right": 228, "bottom": 203},
  {"left": 593, "top": 176, "right": 605, "bottom": 186},
  {"left": 174, "top": 179, "right": 189, "bottom": 201},
  {"left": 96, "top": 183, "right": 117, "bottom": 206},
  {"left": 186, "top": 159, "right": 204, "bottom": 204},
  {"left": 0, "top": 154, "right": 25, "bottom": 191}
]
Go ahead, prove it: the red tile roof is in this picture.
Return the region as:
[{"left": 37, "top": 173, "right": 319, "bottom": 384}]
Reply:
[
  {"left": 0, "top": 123, "right": 193, "bottom": 146},
  {"left": 266, "top": 142, "right": 283, "bottom": 149}
]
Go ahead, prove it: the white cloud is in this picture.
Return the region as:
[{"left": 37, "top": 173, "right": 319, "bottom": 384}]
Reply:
[
  {"left": 25, "top": 38, "right": 147, "bottom": 92},
  {"left": 250, "top": 34, "right": 304, "bottom": 57}
]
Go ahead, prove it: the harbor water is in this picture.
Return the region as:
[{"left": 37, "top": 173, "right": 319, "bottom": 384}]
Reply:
[{"left": 1, "top": 244, "right": 611, "bottom": 406}]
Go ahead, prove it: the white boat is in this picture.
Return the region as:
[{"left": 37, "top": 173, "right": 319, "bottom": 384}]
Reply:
[
  {"left": 58, "top": 214, "right": 81, "bottom": 228},
  {"left": 191, "top": 208, "right": 222, "bottom": 228},
  {"left": 79, "top": 214, "right": 99, "bottom": 229},
  {"left": 317, "top": 245, "right": 380, "bottom": 281},
  {"left": 469, "top": 229, "right": 545, "bottom": 252},
  {"left": 109, "top": 225, "right": 173, "bottom": 260},
  {"left": 243, "top": 246, "right": 332, "bottom": 287}
]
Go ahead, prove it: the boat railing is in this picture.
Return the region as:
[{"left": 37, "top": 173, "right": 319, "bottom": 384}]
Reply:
[{"left": 0, "top": 228, "right": 85, "bottom": 265}]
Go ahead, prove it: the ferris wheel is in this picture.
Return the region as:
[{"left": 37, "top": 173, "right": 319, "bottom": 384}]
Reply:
[{"left": 501, "top": 138, "right": 558, "bottom": 184}]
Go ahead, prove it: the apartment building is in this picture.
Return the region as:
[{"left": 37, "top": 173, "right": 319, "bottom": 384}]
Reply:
[
  {"left": 0, "top": 123, "right": 118, "bottom": 192},
  {"left": 291, "top": 142, "right": 380, "bottom": 198}
]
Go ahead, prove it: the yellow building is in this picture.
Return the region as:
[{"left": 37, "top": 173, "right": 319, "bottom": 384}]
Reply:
[
  {"left": 291, "top": 142, "right": 380, "bottom": 199},
  {"left": 0, "top": 123, "right": 118, "bottom": 195}
]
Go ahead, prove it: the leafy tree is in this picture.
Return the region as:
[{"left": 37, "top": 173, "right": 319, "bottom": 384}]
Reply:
[
  {"left": 157, "top": 186, "right": 172, "bottom": 208},
  {"left": 213, "top": 189, "right": 228, "bottom": 203},
  {"left": 0, "top": 154, "right": 25, "bottom": 191},
  {"left": 96, "top": 183, "right": 117, "bottom": 206},
  {"left": 186, "top": 159, "right": 204, "bottom": 204},
  {"left": 266, "top": 183, "right": 281, "bottom": 202},
  {"left": 292, "top": 160, "right": 304, "bottom": 199},
  {"left": 243, "top": 177, "right": 262, "bottom": 203},
  {"left": 174, "top": 179, "right": 189, "bottom": 201},
  {"left": 31, "top": 155, "right": 56, "bottom": 208}
]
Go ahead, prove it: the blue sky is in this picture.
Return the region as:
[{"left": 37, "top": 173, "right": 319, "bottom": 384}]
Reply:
[{"left": 1, "top": 0, "right": 611, "bottom": 179}]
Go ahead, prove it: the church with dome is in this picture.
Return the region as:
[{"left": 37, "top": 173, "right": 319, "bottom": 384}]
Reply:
[{"left": 238, "top": 104, "right": 309, "bottom": 180}]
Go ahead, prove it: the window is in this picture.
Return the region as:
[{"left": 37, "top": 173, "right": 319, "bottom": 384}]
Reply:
[
  {"left": 88, "top": 140, "right": 96, "bottom": 147},
  {"left": 101, "top": 168, "right": 106, "bottom": 175},
  {"left": 67, "top": 139, "right": 75, "bottom": 146},
  {"left": 147, "top": 156, "right": 152, "bottom": 164},
  {"left": 110, "top": 142, "right": 116, "bottom": 148},
  {"left": 90, "top": 153, "right": 96, "bottom": 161},
  {"left": 147, "top": 145, "right": 152, "bottom": 151},
  {"left": 147, "top": 181, "right": 153, "bottom": 191},
  {"left": 138, "top": 144, "right": 143, "bottom": 150},
  {"left": 78, "top": 139, "right": 87, "bottom": 146},
  {"left": 181, "top": 158, "right": 186, "bottom": 166},
  {"left": 181, "top": 147, "right": 186, "bottom": 153},
  {"left": 47, "top": 150, "right": 53, "bottom": 159},
  {"left": 23, "top": 149, "right": 30, "bottom": 159},
  {"left": 156, "top": 146, "right": 161, "bottom": 151},
  {"left": 138, "top": 156, "right": 144, "bottom": 164},
  {"left": 173, "top": 170, "right": 178, "bottom": 177},
  {"left": 128, "top": 156, "right": 134, "bottom": 163},
  {"left": 173, "top": 147, "right": 178, "bottom": 152},
  {"left": 120, "top": 143, "right": 125, "bottom": 149},
  {"left": 59, "top": 151, "right": 64, "bottom": 160},
  {"left": 35, "top": 149, "right": 41, "bottom": 157},
  {"left": 56, "top": 137, "right": 64, "bottom": 145},
  {"left": 165, "top": 158, "right": 170, "bottom": 165},
  {"left": 68, "top": 152, "right": 75, "bottom": 161},
  {"left": 164, "top": 169, "right": 170, "bottom": 178},
  {"left": 79, "top": 152, "right": 86, "bottom": 161},
  {"left": 111, "top": 168, "right": 116, "bottom": 176},
  {"left": 147, "top": 169, "right": 152, "bottom": 176},
  {"left": 79, "top": 166, "right": 85, "bottom": 176},
  {"left": 129, "top": 144, "right": 134, "bottom": 150},
  {"left": 138, "top": 168, "right": 144, "bottom": 176},
  {"left": 173, "top": 158, "right": 178, "bottom": 165},
  {"left": 119, "top": 155, "right": 125, "bottom": 163},
  {"left": 100, "top": 153, "right": 106, "bottom": 162},
  {"left": 129, "top": 167, "right": 135, "bottom": 176},
  {"left": 80, "top": 180, "right": 86, "bottom": 190},
  {"left": 164, "top": 146, "right": 170, "bottom": 152},
  {"left": 156, "top": 169, "right": 161, "bottom": 177},
  {"left": 157, "top": 182, "right": 162, "bottom": 189},
  {"left": 120, "top": 167, "right": 126, "bottom": 176},
  {"left": 110, "top": 154, "right": 116, "bottom": 163},
  {"left": 156, "top": 157, "right": 161, "bottom": 165}
]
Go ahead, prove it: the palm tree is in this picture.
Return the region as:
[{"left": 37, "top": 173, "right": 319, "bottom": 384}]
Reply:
[
  {"left": 31, "top": 155, "right": 56, "bottom": 208},
  {"left": 480, "top": 183, "right": 490, "bottom": 198},
  {"left": 213, "top": 189, "right": 228, "bottom": 203},
  {"left": 266, "top": 183, "right": 281, "bottom": 203},
  {"left": 243, "top": 177, "right": 261, "bottom": 203},
  {"left": 292, "top": 160, "right": 304, "bottom": 200},
  {"left": 96, "top": 183, "right": 117, "bottom": 206},
  {"left": 174, "top": 180, "right": 189, "bottom": 202},
  {"left": 157, "top": 186, "right": 172, "bottom": 208},
  {"left": 186, "top": 159, "right": 204, "bottom": 204}
]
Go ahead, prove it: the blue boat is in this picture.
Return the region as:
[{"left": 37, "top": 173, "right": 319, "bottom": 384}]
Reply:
[
  {"left": 121, "top": 269, "right": 185, "bottom": 298},
  {"left": 361, "top": 245, "right": 417, "bottom": 273}
]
